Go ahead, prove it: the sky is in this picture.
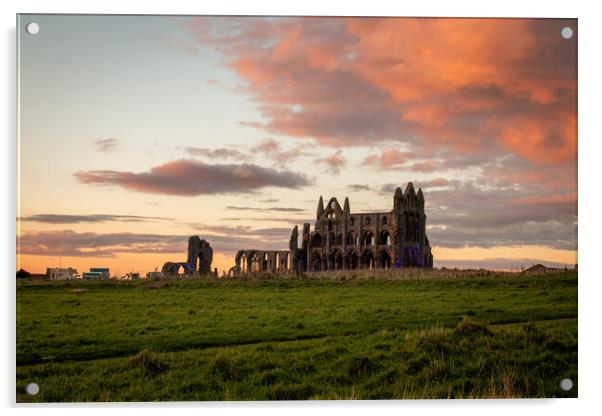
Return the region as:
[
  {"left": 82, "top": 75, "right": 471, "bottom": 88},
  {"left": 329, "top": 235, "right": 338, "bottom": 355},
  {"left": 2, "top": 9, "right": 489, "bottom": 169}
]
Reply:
[{"left": 16, "top": 15, "right": 577, "bottom": 275}]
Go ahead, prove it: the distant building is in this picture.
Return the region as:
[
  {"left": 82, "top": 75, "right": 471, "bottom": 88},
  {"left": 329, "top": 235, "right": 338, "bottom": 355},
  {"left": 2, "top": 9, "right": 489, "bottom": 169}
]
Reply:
[
  {"left": 522, "top": 264, "right": 565, "bottom": 275},
  {"left": 16, "top": 269, "right": 31, "bottom": 279},
  {"left": 46, "top": 267, "right": 78, "bottom": 280},
  {"left": 30, "top": 273, "right": 46, "bottom": 280},
  {"left": 82, "top": 272, "right": 103, "bottom": 281},
  {"left": 83, "top": 268, "right": 110, "bottom": 281},
  {"left": 90, "top": 268, "right": 110, "bottom": 279}
]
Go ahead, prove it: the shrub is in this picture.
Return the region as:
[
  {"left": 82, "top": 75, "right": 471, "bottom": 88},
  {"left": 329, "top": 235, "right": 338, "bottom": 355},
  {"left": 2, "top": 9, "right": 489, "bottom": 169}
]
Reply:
[
  {"left": 128, "top": 349, "right": 169, "bottom": 377},
  {"left": 208, "top": 353, "right": 241, "bottom": 381},
  {"left": 454, "top": 317, "right": 492, "bottom": 336},
  {"left": 347, "top": 356, "right": 381, "bottom": 377}
]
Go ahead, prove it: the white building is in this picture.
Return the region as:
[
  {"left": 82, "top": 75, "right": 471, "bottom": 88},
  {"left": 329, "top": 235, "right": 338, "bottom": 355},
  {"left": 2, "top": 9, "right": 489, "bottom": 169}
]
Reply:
[{"left": 46, "top": 267, "right": 78, "bottom": 280}]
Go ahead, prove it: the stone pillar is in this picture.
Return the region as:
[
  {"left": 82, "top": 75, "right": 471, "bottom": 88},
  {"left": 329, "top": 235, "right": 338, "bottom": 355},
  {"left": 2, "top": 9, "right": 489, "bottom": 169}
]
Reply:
[{"left": 187, "top": 236, "right": 201, "bottom": 272}]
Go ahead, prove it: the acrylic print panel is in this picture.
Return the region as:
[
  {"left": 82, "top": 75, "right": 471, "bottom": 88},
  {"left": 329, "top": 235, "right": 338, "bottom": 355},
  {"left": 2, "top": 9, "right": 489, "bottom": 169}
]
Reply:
[{"left": 16, "top": 14, "right": 577, "bottom": 402}]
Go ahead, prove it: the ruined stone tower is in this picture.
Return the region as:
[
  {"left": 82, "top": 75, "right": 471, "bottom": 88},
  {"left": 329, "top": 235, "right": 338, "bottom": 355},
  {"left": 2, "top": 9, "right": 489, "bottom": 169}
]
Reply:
[{"left": 162, "top": 236, "right": 213, "bottom": 275}]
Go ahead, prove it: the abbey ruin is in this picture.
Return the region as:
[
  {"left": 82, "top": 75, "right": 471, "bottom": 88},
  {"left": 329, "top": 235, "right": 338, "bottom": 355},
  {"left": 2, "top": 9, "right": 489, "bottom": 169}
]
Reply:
[
  {"left": 159, "top": 183, "right": 432, "bottom": 277},
  {"left": 231, "top": 182, "right": 433, "bottom": 275}
]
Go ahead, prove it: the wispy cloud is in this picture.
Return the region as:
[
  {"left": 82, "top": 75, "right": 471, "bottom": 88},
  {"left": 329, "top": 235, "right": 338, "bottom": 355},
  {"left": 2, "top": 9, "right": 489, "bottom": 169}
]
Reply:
[
  {"left": 220, "top": 217, "right": 303, "bottom": 224},
  {"left": 426, "top": 182, "right": 577, "bottom": 250},
  {"left": 18, "top": 230, "right": 187, "bottom": 257},
  {"left": 18, "top": 214, "right": 172, "bottom": 224},
  {"left": 347, "top": 184, "right": 372, "bottom": 193},
  {"left": 17, "top": 228, "right": 292, "bottom": 258},
  {"left": 252, "top": 138, "right": 316, "bottom": 168},
  {"left": 226, "top": 206, "right": 306, "bottom": 213},
  {"left": 147, "top": 29, "right": 199, "bottom": 56},
  {"left": 314, "top": 150, "right": 346, "bottom": 175},
  {"left": 361, "top": 148, "right": 409, "bottom": 169},
  {"left": 185, "top": 147, "right": 251, "bottom": 161},
  {"left": 194, "top": 224, "right": 292, "bottom": 239},
  {"left": 93, "top": 138, "right": 119, "bottom": 153}
]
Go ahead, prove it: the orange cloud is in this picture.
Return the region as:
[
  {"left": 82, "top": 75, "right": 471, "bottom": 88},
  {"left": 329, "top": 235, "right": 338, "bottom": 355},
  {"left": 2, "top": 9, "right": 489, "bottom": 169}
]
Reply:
[
  {"left": 498, "top": 113, "right": 576, "bottom": 163},
  {"left": 184, "top": 17, "right": 576, "bottom": 169}
]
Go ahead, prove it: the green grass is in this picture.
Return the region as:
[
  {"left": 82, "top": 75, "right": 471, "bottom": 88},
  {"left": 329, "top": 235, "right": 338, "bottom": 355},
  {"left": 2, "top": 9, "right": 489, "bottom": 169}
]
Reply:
[{"left": 16, "top": 271, "right": 577, "bottom": 401}]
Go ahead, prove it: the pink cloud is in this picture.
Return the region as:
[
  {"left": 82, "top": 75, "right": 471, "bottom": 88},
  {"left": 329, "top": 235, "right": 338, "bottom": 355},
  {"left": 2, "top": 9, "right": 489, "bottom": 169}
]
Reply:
[
  {"left": 422, "top": 178, "right": 449, "bottom": 188},
  {"left": 511, "top": 192, "right": 577, "bottom": 206},
  {"left": 74, "top": 159, "right": 311, "bottom": 196},
  {"left": 315, "top": 150, "right": 346, "bottom": 175},
  {"left": 251, "top": 138, "right": 316, "bottom": 167},
  {"left": 362, "top": 148, "right": 409, "bottom": 169},
  {"left": 253, "top": 138, "right": 280, "bottom": 154}
]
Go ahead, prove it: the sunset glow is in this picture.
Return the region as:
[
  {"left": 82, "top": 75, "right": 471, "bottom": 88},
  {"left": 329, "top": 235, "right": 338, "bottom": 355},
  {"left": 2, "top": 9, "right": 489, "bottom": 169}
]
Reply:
[{"left": 17, "top": 16, "right": 577, "bottom": 275}]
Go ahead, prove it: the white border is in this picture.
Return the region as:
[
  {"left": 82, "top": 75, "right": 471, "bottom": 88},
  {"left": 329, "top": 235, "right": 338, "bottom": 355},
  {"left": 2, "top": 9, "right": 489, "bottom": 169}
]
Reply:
[{"left": 3, "top": 1, "right": 601, "bottom": 415}]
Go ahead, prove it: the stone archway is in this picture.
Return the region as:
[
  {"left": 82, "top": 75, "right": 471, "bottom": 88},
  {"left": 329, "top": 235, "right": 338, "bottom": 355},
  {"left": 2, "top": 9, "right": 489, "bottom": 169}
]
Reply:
[
  {"left": 329, "top": 249, "right": 344, "bottom": 270},
  {"left": 361, "top": 249, "right": 375, "bottom": 270},
  {"left": 347, "top": 231, "right": 356, "bottom": 246},
  {"left": 311, "top": 251, "right": 322, "bottom": 271},
  {"left": 380, "top": 230, "right": 391, "bottom": 246},
  {"left": 249, "top": 251, "right": 261, "bottom": 272},
  {"left": 346, "top": 251, "right": 359, "bottom": 270},
  {"left": 379, "top": 249, "right": 392, "bottom": 269},
  {"left": 161, "top": 262, "right": 183, "bottom": 275},
  {"left": 362, "top": 231, "right": 374, "bottom": 246},
  {"left": 311, "top": 233, "right": 322, "bottom": 248}
]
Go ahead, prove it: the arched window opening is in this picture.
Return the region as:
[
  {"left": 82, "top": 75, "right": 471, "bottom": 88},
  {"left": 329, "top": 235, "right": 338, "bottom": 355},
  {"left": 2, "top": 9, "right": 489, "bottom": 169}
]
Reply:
[
  {"left": 380, "top": 231, "right": 391, "bottom": 246},
  {"left": 379, "top": 250, "right": 392, "bottom": 269},
  {"left": 250, "top": 253, "right": 261, "bottom": 273},
  {"left": 361, "top": 250, "right": 374, "bottom": 270},
  {"left": 347, "top": 231, "right": 355, "bottom": 245},
  {"left": 347, "top": 252, "right": 359, "bottom": 270},
  {"left": 362, "top": 231, "right": 374, "bottom": 246},
  {"left": 311, "top": 251, "right": 322, "bottom": 272},
  {"left": 311, "top": 233, "right": 322, "bottom": 248}
]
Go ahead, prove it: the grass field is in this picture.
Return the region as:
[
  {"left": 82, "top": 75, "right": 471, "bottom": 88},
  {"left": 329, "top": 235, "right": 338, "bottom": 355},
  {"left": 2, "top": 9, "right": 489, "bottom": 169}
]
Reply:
[{"left": 16, "top": 270, "right": 578, "bottom": 401}]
